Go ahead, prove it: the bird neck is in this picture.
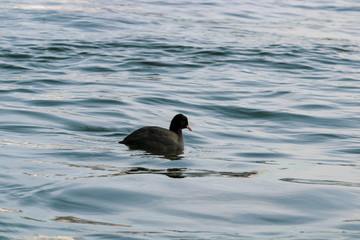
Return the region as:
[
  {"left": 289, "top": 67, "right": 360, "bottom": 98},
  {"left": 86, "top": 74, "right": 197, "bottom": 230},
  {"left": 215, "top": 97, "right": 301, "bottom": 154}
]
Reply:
[
  {"left": 177, "top": 130, "right": 184, "bottom": 146},
  {"left": 169, "top": 127, "right": 184, "bottom": 151},
  {"left": 170, "top": 127, "right": 182, "bottom": 136}
]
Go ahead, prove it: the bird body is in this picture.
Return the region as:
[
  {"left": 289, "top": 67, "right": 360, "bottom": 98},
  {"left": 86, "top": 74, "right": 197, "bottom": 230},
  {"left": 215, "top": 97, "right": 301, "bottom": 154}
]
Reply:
[{"left": 119, "top": 114, "right": 191, "bottom": 155}]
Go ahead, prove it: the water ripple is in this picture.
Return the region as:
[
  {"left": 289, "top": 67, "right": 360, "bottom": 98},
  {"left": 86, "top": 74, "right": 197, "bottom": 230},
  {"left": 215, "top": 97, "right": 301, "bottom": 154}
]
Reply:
[{"left": 281, "top": 178, "right": 360, "bottom": 188}]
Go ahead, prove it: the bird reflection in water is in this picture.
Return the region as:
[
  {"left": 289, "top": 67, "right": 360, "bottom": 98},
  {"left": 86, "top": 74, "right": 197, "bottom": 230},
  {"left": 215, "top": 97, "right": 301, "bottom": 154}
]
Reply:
[
  {"left": 29, "top": 160, "right": 262, "bottom": 179},
  {"left": 124, "top": 167, "right": 260, "bottom": 179}
]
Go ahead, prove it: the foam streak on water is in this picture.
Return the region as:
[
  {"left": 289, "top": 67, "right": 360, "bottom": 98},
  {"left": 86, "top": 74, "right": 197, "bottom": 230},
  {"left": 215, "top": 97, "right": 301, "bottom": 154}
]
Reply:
[{"left": 1, "top": 0, "right": 360, "bottom": 239}]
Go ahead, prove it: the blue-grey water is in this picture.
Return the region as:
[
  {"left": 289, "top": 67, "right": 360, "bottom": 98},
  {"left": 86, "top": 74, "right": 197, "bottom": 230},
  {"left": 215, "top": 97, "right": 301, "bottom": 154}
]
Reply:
[{"left": 1, "top": 0, "right": 360, "bottom": 239}]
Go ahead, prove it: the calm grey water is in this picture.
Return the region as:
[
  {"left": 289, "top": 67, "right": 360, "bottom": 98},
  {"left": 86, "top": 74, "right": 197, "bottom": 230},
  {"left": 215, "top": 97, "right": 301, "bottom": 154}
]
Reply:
[{"left": 1, "top": 0, "right": 360, "bottom": 239}]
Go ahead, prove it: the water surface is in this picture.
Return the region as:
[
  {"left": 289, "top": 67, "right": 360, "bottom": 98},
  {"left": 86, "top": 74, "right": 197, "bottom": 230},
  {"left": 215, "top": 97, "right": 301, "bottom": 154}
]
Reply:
[{"left": 1, "top": 0, "right": 360, "bottom": 239}]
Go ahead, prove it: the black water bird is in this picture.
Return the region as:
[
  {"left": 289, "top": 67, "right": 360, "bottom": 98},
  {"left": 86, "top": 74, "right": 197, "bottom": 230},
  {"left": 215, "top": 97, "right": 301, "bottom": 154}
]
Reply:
[{"left": 119, "top": 114, "right": 192, "bottom": 155}]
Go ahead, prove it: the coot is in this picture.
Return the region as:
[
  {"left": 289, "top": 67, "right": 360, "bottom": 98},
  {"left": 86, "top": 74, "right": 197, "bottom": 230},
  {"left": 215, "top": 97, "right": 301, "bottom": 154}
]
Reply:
[{"left": 119, "top": 114, "right": 192, "bottom": 154}]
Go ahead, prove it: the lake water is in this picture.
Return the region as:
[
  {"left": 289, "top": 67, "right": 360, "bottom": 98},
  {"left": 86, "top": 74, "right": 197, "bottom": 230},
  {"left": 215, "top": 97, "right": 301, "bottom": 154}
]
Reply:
[{"left": 1, "top": 0, "right": 360, "bottom": 239}]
